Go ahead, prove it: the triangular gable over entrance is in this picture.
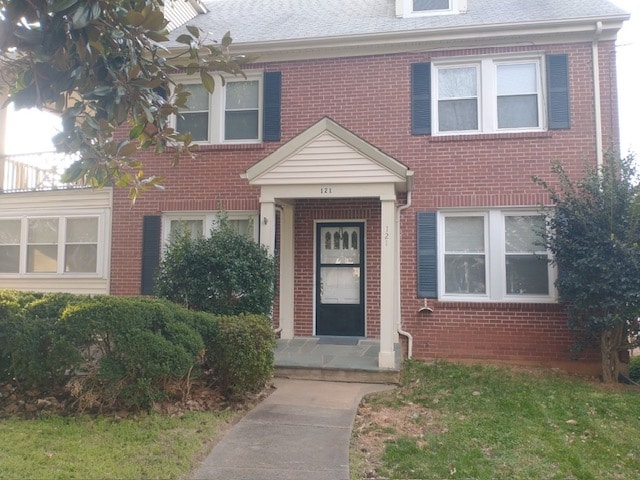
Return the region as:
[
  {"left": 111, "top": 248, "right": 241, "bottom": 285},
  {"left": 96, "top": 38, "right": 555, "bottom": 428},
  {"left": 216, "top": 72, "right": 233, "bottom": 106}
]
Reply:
[{"left": 245, "top": 117, "right": 410, "bottom": 191}]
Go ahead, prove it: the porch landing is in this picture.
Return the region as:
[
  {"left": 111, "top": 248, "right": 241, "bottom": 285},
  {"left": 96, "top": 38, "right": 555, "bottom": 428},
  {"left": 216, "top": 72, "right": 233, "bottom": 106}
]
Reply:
[{"left": 274, "top": 337, "right": 401, "bottom": 384}]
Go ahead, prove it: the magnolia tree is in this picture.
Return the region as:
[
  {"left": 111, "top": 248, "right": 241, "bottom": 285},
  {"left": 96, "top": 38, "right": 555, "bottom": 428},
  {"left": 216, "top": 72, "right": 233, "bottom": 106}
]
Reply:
[
  {"left": 535, "top": 154, "right": 640, "bottom": 383},
  {"left": 0, "top": 0, "right": 250, "bottom": 198}
]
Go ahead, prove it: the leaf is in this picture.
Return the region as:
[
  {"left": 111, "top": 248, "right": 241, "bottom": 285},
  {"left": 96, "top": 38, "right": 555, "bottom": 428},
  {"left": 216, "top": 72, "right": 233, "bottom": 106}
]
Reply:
[
  {"left": 175, "top": 34, "right": 193, "bottom": 45},
  {"left": 70, "top": 2, "right": 101, "bottom": 30},
  {"left": 49, "top": 0, "right": 80, "bottom": 13},
  {"left": 221, "top": 31, "right": 233, "bottom": 48},
  {"left": 129, "top": 123, "right": 145, "bottom": 139},
  {"left": 200, "top": 71, "right": 215, "bottom": 93},
  {"left": 118, "top": 141, "right": 139, "bottom": 157},
  {"left": 186, "top": 25, "right": 200, "bottom": 39},
  {"left": 126, "top": 10, "right": 145, "bottom": 27}
]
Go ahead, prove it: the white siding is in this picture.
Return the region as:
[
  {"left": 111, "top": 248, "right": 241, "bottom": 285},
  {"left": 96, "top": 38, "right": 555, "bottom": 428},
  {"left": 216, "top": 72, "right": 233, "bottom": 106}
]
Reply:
[
  {"left": 258, "top": 133, "right": 401, "bottom": 185},
  {"left": 0, "top": 188, "right": 112, "bottom": 295}
]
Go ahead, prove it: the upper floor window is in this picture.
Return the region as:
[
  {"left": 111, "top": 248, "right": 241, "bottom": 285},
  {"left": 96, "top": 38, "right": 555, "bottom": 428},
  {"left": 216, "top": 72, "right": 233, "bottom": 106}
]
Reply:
[
  {"left": 399, "top": 0, "right": 465, "bottom": 17},
  {"left": 434, "top": 57, "right": 543, "bottom": 135},
  {"left": 175, "top": 75, "right": 262, "bottom": 144},
  {"left": 410, "top": 54, "right": 570, "bottom": 136},
  {"left": 0, "top": 215, "right": 105, "bottom": 276}
]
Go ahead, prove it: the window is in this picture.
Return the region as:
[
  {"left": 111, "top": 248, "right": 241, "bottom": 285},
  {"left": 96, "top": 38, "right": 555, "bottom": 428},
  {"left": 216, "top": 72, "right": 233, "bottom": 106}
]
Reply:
[
  {"left": 433, "top": 57, "right": 543, "bottom": 135},
  {"left": 437, "top": 66, "right": 479, "bottom": 132},
  {"left": 173, "top": 74, "right": 263, "bottom": 144},
  {"left": 225, "top": 81, "right": 260, "bottom": 140},
  {"left": 443, "top": 215, "right": 486, "bottom": 294},
  {"left": 440, "top": 211, "right": 553, "bottom": 301},
  {"left": 176, "top": 84, "right": 210, "bottom": 142},
  {"left": 416, "top": 210, "right": 554, "bottom": 302},
  {"left": 65, "top": 217, "right": 99, "bottom": 273},
  {"left": 162, "top": 211, "right": 258, "bottom": 247},
  {"left": 504, "top": 215, "right": 549, "bottom": 295},
  {"left": 399, "top": 0, "right": 464, "bottom": 16},
  {"left": 413, "top": 0, "right": 450, "bottom": 11},
  {"left": 0, "top": 219, "right": 20, "bottom": 273},
  {"left": 0, "top": 215, "right": 105, "bottom": 276}
]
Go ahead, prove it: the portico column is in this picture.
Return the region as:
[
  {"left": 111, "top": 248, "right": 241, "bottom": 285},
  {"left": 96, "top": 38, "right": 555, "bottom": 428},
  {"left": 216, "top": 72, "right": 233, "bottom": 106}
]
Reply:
[
  {"left": 379, "top": 196, "right": 397, "bottom": 369},
  {"left": 279, "top": 203, "right": 295, "bottom": 339},
  {"left": 260, "top": 200, "right": 276, "bottom": 256}
]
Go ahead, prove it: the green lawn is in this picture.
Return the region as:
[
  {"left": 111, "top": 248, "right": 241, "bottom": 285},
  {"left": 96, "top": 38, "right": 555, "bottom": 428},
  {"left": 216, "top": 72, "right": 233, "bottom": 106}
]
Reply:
[
  {"left": 0, "top": 411, "right": 237, "bottom": 480},
  {"left": 352, "top": 361, "right": 640, "bottom": 480}
]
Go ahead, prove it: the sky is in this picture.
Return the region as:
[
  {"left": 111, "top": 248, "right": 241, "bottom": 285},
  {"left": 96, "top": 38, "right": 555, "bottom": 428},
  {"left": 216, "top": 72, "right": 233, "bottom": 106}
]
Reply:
[
  {"left": 611, "top": 0, "right": 638, "bottom": 156},
  {"left": 2, "top": 1, "right": 639, "bottom": 157}
]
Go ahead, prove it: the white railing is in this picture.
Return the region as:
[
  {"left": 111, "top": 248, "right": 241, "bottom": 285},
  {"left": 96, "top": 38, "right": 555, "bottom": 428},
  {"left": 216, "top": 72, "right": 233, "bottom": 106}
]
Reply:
[{"left": 0, "top": 152, "right": 78, "bottom": 192}]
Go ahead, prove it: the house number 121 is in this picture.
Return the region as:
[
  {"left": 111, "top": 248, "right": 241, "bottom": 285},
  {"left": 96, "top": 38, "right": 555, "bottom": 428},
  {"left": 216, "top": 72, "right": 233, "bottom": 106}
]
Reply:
[{"left": 320, "top": 187, "right": 332, "bottom": 194}]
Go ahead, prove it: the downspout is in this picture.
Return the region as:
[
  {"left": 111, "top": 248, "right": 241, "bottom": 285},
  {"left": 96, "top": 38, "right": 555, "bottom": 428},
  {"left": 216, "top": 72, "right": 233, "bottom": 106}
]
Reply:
[
  {"left": 272, "top": 205, "right": 284, "bottom": 335},
  {"left": 396, "top": 171, "right": 414, "bottom": 358},
  {"left": 593, "top": 21, "right": 604, "bottom": 170}
]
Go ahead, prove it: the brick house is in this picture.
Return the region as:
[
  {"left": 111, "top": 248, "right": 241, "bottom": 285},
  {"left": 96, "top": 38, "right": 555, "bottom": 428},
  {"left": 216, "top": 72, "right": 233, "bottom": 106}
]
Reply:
[{"left": 0, "top": 0, "right": 629, "bottom": 374}]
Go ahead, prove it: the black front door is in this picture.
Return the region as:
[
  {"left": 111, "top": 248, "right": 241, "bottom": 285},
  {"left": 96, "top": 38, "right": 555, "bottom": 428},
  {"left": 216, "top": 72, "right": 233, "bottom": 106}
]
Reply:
[{"left": 315, "top": 222, "right": 365, "bottom": 336}]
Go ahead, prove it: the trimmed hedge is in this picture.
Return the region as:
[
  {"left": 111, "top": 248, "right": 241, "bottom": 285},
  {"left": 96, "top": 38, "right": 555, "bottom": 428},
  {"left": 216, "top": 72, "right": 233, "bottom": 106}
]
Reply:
[{"left": 0, "top": 291, "right": 275, "bottom": 410}]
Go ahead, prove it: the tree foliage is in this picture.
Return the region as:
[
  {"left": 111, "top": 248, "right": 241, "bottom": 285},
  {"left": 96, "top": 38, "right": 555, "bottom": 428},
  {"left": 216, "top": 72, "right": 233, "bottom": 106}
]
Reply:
[
  {"left": 535, "top": 154, "right": 640, "bottom": 382},
  {"left": 0, "top": 0, "right": 250, "bottom": 198},
  {"left": 155, "top": 216, "right": 277, "bottom": 316}
]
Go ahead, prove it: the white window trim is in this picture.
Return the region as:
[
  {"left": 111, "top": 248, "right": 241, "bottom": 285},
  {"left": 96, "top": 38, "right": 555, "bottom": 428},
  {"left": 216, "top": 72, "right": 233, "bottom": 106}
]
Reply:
[
  {"left": 161, "top": 211, "right": 259, "bottom": 249},
  {"left": 432, "top": 55, "right": 546, "bottom": 136},
  {"left": 438, "top": 209, "right": 557, "bottom": 303},
  {"left": 171, "top": 71, "right": 263, "bottom": 145},
  {"left": 398, "top": 0, "right": 466, "bottom": 17},
  {"left": 0, "top": 211, "right": 109, "bottom": 278}
]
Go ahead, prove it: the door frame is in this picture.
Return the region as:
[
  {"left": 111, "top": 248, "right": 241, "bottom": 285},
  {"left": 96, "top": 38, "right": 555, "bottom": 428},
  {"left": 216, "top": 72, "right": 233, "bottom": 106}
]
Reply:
[{"left": 314, "top": 220, "right": 366, "bottom": 337}]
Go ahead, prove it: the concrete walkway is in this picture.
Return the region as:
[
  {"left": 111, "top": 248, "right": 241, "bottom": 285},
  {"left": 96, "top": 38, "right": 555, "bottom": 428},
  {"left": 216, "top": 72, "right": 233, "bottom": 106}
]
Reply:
[{"left": 192, "top": 379, "right": 394, "bottom": 480}]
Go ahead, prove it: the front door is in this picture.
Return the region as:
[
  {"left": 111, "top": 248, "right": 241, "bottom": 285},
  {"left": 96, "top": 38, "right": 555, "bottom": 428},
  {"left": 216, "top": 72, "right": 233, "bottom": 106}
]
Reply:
[{"left": 315, "top": 223, "right": 365, "bottom": 336}]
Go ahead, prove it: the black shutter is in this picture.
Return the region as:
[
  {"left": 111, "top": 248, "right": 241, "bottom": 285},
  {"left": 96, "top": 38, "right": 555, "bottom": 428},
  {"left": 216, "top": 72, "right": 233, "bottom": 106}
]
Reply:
[
  {"left": 547, "top": 54, "right": 570, "bottom": 130},
  {"left": 263, "top": 71, "right": 282, "bottom": 141},
  {"left": 141, "top": 216, "right": 161, "bottom": 295},
  {"left": 417, "top": 211, "right": 438, "bottom": 298},
  {"left": 411, "top": 63, "right": 431, "bottom": 135}
]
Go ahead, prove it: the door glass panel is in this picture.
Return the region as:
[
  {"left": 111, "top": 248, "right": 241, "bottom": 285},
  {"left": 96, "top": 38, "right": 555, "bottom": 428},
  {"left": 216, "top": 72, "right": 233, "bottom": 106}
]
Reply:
[
  {"left": 320, "top": 227, "right": 360, "bottom": 264},
  {"left": 320, "top": 267, "right": 360, "bottom": 304}
]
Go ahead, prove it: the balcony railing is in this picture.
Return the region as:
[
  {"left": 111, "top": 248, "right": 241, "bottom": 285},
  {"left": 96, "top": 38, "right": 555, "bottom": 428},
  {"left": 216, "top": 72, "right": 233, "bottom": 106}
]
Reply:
[{"left": 0, "top": 151, "right": 79, "bottom": 193}]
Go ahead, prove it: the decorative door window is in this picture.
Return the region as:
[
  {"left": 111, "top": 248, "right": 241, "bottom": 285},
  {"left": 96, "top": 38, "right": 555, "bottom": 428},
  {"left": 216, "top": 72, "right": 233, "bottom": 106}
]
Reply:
[{"left": 319, "top": 226, "right": 361, "bottom": 304}]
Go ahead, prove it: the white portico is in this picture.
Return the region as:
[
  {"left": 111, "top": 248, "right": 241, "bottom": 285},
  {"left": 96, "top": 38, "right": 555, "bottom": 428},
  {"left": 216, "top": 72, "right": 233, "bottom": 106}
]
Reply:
[{"left": 244, "top": 118, "right": 412, "bottom": 369}]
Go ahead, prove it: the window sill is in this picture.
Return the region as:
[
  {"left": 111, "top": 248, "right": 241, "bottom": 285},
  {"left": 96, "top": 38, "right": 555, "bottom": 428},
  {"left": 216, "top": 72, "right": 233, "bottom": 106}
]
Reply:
[
  {"left": 429, "top": 299, "right": 561, "bottom": 309},
  {"left": 190, "top": 143, "right": 267, "bottom": 152},
  {"left": 429, "top": 131, "right": 553, "bottom": 143}
]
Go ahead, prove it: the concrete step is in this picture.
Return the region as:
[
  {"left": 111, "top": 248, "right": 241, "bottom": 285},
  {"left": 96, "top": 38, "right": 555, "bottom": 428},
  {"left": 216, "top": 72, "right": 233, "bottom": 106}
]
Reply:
[
  {"left": 274, "top": 337, "right": 402, "bottom": 384},
  {"left": 275, "top": 365, "right": 400, "bottom": 384}
]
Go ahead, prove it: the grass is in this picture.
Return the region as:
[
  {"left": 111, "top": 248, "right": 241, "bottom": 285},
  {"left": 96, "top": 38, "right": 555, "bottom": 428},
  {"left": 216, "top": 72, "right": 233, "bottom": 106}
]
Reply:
[
  {"left": 352, "top": 361, "right": 640, "bottom": 480},
  {"left": 0, "top": 410, "right": 238, "bottom": 479}
]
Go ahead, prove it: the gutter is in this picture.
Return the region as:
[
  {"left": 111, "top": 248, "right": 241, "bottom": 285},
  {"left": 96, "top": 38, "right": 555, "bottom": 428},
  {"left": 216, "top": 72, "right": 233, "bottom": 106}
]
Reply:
[
  {"left": 593, "top": 21, "right": 604, "bottom": 170},
  {"left": 396, "top": 171, "right": 414, "bottom": 359}
]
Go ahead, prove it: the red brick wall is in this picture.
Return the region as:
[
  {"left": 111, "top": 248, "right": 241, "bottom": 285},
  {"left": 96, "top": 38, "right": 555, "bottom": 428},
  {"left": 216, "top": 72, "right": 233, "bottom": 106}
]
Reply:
[{"left": 110, "top": 40, "right": 617, "bottom": 371}]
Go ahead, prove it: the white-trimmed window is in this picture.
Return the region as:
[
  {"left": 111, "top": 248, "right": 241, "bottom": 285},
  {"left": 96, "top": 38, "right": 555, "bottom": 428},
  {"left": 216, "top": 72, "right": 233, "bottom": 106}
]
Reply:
[
  {"left": 438, "top": 210, "right": 554, "bottom": 302},
  {"left": 162, "top": 211, "right": 259, "bottom": 247},
  {"left": 0, "top": 214, "right": 106, "bottom": 276},
  {"left": 433, "top": 57, "right": 544, "bottom": 135},
  {"left": 399, "top": 0, "right": 465, "bottom": 16},
  {"left": 174, "top": 73, "right": 263, "bottom": 144}
]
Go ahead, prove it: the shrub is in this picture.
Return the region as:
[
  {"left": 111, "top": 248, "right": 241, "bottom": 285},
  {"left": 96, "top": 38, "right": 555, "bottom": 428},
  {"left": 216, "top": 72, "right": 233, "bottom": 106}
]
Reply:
[
  {"left": 207, "top": 314, "right": 275, "bottom": 397},
  {"left": 630, "top": 356, "right": 640, "bottom": 383},
  {"left": 0, "top": 291, "right": 275, "bottom": 410},
  {"left": 154, "top": 217, "right": 276, "bottom": 316},
  {"left": 59, "top": 296, "right": 206, "bottom": 409},
  {"left": 0, "top": 292, "right": 83, "bottom": 387}
]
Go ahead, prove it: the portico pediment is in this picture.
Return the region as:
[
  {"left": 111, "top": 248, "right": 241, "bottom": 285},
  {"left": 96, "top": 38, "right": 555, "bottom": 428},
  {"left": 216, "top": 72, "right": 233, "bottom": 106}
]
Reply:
[{"left": 245, "top": 117, "right": 410, "bottom": 192}]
